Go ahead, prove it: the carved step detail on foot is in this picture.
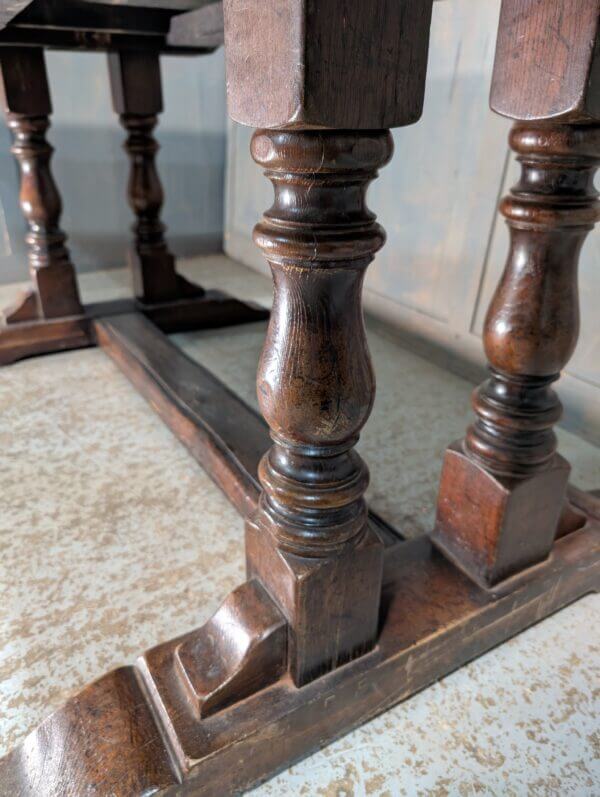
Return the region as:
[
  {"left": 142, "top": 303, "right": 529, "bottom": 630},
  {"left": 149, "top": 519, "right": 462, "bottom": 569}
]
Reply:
[
  {"left": 567, "top": 485, "right": 600, "bottom": 523},
  {"left": 173, "top": 579, "right": 287, "bottom": 719},
  {"left": 0, "top": 667, "right": 180, "bottom": 797},
  {"left": 2, "top": 287, "right": 38, "bottom": 324},
  {"left": 1, "top": 527, "right": 598, "bottom": 796}
]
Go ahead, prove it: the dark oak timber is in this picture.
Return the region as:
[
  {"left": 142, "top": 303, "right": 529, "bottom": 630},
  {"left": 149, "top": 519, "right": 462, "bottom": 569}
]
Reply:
[
  {"left": 490, "top": 0, "right": 600, "bottom": 123},
  {"left": 0, "top": 523, "right": 597, "bottom": 797},
  {"left": 0, "top": 47, "right": 82, "bottom": 325},
  {"left": 221, "top": 0, "right": 436, "bottom": 696},
  {"left": 104, "top": 38, "right": 265, "bottom": 330},
  {"left": 434, "top": 0, "right": 600, "bottom": 588},
  {"left": 0, "top": 0, "right": 223, "bottom": 52},
  {"left": 0, "top": 5, "right": 265, "bottom": 366},
  {"left": 1, "top": 1, "right": 599, "bottom": 795},
  {"left": 0, "top": 289, "right": 268, "bottom": 366},
  {"left": 108, "top": 49, "right": 204, "bottom": 305},
  {"left": 93, "top": 309, "right": 597, "bottom": 552},
  {"left": 95, "top": 310, "right": 402, "bottom": 548},
  {"left": 223, "top": 0, "right": 433, "bottom": 129},
  {"left": 0, "top": 312, "right": 92, "bottom": 364},
  {"left": 246, "top": 129, "right": 391, "bottom": 686}
]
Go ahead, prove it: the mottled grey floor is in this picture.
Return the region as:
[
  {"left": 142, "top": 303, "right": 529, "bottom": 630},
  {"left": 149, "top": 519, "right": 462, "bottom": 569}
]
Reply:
[{"left": 1, "top": 256, "right": 598, "bottom": 796}]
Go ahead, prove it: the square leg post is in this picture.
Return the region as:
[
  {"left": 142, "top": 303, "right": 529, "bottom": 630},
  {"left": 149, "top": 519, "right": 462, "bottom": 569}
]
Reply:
[
  {"left": 433, "top": 0, "right": 600, "bottom": 588},
  {"left": 0, "top": 47, "right": 82, "bottom": 324}
]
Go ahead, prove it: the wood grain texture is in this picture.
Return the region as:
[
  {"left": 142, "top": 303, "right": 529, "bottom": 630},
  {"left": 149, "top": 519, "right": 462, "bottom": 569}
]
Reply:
[
  {"left": 435, "top": 2, "right": 600, "bottom": 588},
  {"left": 466, "top": 124, "right": 600, "bottom": 482},
  {"left": 223, "top": 0, "right": 433, "bottom": 129},
  {"left": 0, "top": 47, "right": 82, "bottom": 322},
  {"left": 224, "top": 0, "right": 600, "bottom": 447},
  {"left": 0, "top": 39, "right": 263, "bottom": 358},
  {"left": 473, "top": 142, "right": 600, "bottom": 443},
  {"left": 0, "top": 667, "right": 178, "bottom": 797},
  {"left": 1, "top": 521, "right": 598, "bottom": 796},
  {"left": 250, "top": 129, "right": 393, "bottom": 555},
  {"left": 491, "top": 0, "right": 600, "bottom": 122},
  {"left": 94, "top": 310, "right": 402, "bottom": 546},
  {"left": 174, "top": 579, "right": 287, "bottom": 719},
  {"left": 0, "top": 4, "right": 596, "bottom": 795},
  {"left": 246, "top": 129, "right": 396, "bottom": 685}
]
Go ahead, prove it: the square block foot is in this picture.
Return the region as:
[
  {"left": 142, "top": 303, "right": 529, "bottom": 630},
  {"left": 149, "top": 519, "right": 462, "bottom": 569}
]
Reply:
[
  {"left": 246, "top": 520, "right": 384, "bottom": 686},
  {"left": 433, "top": 441, "right": 571, "bottom": 588}
]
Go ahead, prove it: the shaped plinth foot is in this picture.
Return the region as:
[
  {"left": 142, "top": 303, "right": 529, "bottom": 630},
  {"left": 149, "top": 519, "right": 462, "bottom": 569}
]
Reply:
[{"left": 172, "top": 579, "right": 287, "bottom": 719}]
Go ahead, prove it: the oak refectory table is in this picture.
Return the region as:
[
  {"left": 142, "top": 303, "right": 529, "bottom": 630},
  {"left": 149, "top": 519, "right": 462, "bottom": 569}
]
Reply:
[{"left": 0, "top": 1, "right": 599, "bottom": 795}]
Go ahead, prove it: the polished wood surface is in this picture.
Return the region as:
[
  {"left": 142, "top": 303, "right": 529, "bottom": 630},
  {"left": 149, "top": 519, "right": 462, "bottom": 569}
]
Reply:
[
  {"left": 435, "top": 123, "right": 600, "bottom": 586},
  {"left": 224, "top": 0, "right": 436, "bottom": 694},
  {"left": 0, "top": 47, "right": 82, "bottom": 324},
  {"left": 434, "top": 0, "right": 600, "bottom": 588},
  {"left": 0, "top": 13, "right": 265, "bottom": 365},
  {"left": 246, "top": 129, "right": 392, "bottom": 685},
  {"left": 491, "top": 0, "right": 600, "bottom": 122},
  {"left": 0, "top": 667, "right": 178, "bottom": 796},
  {"left": 0, "top": 518, "right": 597, "bottom": 796},
  {"left": 0, "top": 0, "right": 598, "bottom": 794},
  {"left": 0, "top": 290, "right": 267, "bottom": 365},
  {"left": 95, "top": 311, "right": 404, "bottom": 547},
  {"left": 108, "top": 49, "right": 205, "bottom": 304},
  {"left": 223, "top": 0, "right": 433, "bottom": 129}
]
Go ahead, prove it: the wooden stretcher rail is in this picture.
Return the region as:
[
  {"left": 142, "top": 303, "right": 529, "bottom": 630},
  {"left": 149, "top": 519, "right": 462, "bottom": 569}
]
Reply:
[
  {"left": 95, "top": 311, "right": 402, "bottom": 547},
  {"left": 1, "top": 1, "right": 599, "bottom": 793},
  {"left": 0, "top": 291, "right": 268, "bottom": 365},
  {"left": 0, "top": 517, "right": 597, "bottom": 796}
]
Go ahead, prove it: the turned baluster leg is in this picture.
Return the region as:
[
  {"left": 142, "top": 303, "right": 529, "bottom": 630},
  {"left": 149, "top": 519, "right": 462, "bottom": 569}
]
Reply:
[
  {"left": 108, "top": 50, "right": 202, "bottom": 305},
  {"left": 246, "top": 130, "right": 392, "bottom": 684},
  {"left": 0, "top": 47, "right": 82, "bottom": 323},
  {"left": 221, "top": 0, "right": 433, "bottom": 685},
  {"left": 433, "top": 0, "right": 600, "bottom": 588}
]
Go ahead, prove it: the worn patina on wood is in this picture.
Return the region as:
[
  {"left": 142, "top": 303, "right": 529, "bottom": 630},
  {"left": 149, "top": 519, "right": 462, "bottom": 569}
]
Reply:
[
  {"left": 0, "top": 47, "right": 82, "bottom": 324},
  {"left": 0, "top": 1, "right": 598, "bottom": 795},
  {"left": 434, "top": 0, "right": 600, "bottom": 587},
  {"left": 0, "top": 2, "right": 264, "bottom": 365}
]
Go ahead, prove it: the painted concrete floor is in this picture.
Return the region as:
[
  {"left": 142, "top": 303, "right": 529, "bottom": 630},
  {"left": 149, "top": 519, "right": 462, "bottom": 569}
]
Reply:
[{"left": 0, "top": 255, "right": 599, "bottom": 796}]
